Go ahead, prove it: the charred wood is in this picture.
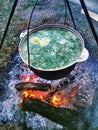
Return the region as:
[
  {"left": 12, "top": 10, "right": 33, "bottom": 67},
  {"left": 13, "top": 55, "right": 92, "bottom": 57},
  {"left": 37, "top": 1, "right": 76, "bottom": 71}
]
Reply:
[
  {"left": 21, "top": 98, "right": 90, "bottom": 130},
  {"left": 15, "top": 82, "right": 51, "bottom": 91}
]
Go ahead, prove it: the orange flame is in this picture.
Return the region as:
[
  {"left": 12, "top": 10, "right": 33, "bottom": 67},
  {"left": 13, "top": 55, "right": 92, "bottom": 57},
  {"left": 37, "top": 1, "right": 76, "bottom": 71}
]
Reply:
[
  {"left": 40, "top": 95, "right": 44, "bottom": 100},
  {"left": 23, "top": 91, "right": 29, "bottom": 98},
  {"left": 22, "top": 90, "right": 46, "bottom": 100},
  {"left": 29, "top": 94, "right": 35, "bottom": 98},
  {"left": 51, "top": 94, "right": 60, "bottom": 106},
  {"left": 21, "top": 84, "right": 78, "bottom": 107},
  {"left": 51, "top": 93, "right": 69, "bottom": 106}
]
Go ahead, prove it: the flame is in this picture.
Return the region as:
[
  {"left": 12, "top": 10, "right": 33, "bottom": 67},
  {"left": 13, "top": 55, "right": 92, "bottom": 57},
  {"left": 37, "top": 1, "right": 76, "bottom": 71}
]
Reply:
[
  {"left": 22, "top": 90, "right": 46, "bottom": 100},
  {"left": 21, "top": 84, "right": 78, "bottom": 107},
  {"left": 40, "top": 95, "right": 44, "bottom": 100},
  {"left": 51, "top": 94, "right": 60, "bottom": 106},
  {"left": 51, "top": 93, "right": 69, "bottom": 106},
  {"left": 23, "top": 91, "right": 29, "bottom": 98},
  {"left": 29, "top": 94, "right": 35, "bottom": 98}
]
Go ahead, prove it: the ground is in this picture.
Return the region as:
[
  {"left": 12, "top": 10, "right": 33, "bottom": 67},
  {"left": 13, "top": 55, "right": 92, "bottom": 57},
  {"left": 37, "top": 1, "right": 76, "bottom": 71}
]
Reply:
[{"left": 0, "top": 0, "right": 98, "bottom": 130}]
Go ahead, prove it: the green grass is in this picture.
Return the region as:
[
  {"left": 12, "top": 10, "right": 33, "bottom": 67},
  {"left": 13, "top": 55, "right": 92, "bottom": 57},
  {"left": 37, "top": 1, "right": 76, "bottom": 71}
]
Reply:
[
  {"left": 0, "top": 0, "right": 20, "bottom": 69},
  {"left": 22, "top": 0, "right": 43, "bottom": 9},
  {"left": 22, "top": 0, "right": 35, "bottom": 9},
  {"left": 0, "top": 0, "right": 46, "bottom": 69}
]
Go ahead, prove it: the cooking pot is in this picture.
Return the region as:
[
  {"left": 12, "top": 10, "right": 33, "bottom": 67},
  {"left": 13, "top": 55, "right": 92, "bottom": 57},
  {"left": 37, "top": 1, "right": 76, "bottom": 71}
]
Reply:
[{"left": 19, "top": 24, "right": 89, "bottom": 80}]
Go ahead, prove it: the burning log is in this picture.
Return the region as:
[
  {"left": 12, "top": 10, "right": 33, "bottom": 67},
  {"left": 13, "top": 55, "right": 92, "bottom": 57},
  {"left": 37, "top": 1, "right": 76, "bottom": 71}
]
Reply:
[
  {"left": 15, "top": 82, "right": 51, "bottom": 91},
  {"left": 21, "top": 98, "right": 90, "bottom": 130},
  {"left": 45, "top": 84, "right": 79, "bottom": 106},
  {"left": 19, "top": 84, "right": 79, "bottom": 106}
]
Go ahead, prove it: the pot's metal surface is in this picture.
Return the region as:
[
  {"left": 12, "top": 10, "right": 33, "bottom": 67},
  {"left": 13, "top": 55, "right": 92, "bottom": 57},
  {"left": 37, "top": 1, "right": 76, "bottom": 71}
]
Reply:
[{"left": 19, "top": 24, "right": 89, "bottom": 80}]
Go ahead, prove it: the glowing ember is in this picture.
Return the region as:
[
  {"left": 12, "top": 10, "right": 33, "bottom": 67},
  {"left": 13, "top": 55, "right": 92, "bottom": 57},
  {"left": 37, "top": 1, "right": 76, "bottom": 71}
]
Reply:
[
  {"left": 40, "top": 95, "right": 44, "bottom": 100},
  {"left": 29, "top": 94, "right": 35, "bottom": 98},
  {"left": 23, "top": 91, "right": 29, "bottom": 98},
  {"left": 25, "top": 76, "right": 30, "bottom": 82},
  {"left": 69, "top": 85, "right": 79, "bottom": 100},
  {"left": 51, "top": 94, "right": 61, "bottom": 106},
  {"left": 22, "top": 90, "right": 46, "bottom": 100},
  {"left": 51, "top": 92, "right": 70, "bottom": 106},
  {"left": 21, "top": 74, "right": 37, "bottom": 82},
  {"left": 21, "top": 84, "right": 79, "bottom": 107}
]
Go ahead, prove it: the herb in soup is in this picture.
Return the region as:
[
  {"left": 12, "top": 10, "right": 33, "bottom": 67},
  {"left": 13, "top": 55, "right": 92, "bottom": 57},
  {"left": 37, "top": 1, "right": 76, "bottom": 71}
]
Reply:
[{"left": 22, "top": 27, "right": 82, "bottom": 70}]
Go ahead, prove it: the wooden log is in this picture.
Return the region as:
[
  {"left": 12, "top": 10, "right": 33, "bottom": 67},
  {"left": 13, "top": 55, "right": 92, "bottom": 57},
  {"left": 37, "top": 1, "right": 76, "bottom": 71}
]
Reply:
[
  {"left": 15, "top": 82, "right": 51, "bottom": 91},
  {"left": 21, "top": 98, "right": 90, "bottom": 130}
]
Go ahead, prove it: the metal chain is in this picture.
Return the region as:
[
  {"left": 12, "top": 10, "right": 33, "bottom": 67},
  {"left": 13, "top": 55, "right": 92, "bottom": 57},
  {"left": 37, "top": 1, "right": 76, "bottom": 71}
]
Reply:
[
  {"left": 63, "top": 0, "right": 67, "bottom": 24},
  {"left": 64, "top": 0, "right": 76, "bottom": 29},
  {"left": 79, "top": 0, "right": 98, "bottom": 45},
  {"left": 27, "top": 0, "right": 39, "bottom": 66},
  {"left": 27, "top": 0, "right": 76, "bottom": 65}
]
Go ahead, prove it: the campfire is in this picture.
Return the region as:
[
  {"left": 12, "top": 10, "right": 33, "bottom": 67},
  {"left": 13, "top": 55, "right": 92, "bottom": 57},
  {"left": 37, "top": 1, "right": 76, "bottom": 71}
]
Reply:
[
  {"left": 14, "top": 66, "right": 79, "bottom": 109},
  {"left": 13, "top": 63, "right": 94, "bottom": 130},
  {"left": 22, "top": 90, "right": 47, "bottom": 100},
  {"left": 15, "top": 65, "right": 94, "bottom": 110},
  {"left": 20, "top": 84, "right": 79, "bottom": 108},
  {"left": 0, "top": 53, "right": 95, "bottom": 130},
  {"left": 11, "top": 64, "right": 93, "bottom": 130}
]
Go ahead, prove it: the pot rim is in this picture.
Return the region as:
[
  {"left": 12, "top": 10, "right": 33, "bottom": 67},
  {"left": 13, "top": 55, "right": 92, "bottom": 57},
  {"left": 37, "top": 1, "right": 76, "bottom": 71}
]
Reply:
[{"left": 19, "top": 24, "right": 85, "bottom": 72}]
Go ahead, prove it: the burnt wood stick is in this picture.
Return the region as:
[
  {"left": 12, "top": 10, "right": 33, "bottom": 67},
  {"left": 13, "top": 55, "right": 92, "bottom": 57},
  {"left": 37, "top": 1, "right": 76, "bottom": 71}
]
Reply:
[
  {"left": 21, "top": 98, "right": 90, "bottom": 130},
  {"left": 15, "top": 82, "right": 51, "bottom": 91}
]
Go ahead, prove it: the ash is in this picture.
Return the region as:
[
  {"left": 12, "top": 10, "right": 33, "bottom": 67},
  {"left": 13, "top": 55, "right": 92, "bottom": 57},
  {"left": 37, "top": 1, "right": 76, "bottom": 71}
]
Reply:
[{"left": 0, "top": 53, "right": 96, "bottom": 129}]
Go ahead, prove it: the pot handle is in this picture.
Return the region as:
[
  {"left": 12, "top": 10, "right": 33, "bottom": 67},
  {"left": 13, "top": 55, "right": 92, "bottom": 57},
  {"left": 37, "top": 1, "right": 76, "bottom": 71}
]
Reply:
[
  {"left": 77, "top": 48, "right": 89, "bottom": 62},
  {"left": 20, "top": 30, "right": 32, "bottom": 40}
]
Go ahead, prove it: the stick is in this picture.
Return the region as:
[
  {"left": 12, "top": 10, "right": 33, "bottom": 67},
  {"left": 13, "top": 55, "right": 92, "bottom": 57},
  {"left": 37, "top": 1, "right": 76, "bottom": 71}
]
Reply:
[{"left": 15, "top": 82, "right": 51, "bottom": 91}]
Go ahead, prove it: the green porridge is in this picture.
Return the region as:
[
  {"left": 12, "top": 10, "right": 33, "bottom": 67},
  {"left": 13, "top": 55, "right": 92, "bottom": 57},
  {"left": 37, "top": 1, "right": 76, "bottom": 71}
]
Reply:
[{"left": 22, "top": 27, "right": 82, "bottom": 70}]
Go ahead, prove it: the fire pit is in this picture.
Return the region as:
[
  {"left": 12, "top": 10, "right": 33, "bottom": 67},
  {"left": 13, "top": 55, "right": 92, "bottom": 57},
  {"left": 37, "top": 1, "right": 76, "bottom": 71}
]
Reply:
[
  {"left": 16, "top": 82, "right": 79, "bottom": 108},
  {"left": 0, "top": 52, "right": 95, "bottom": 130},
  {"left": 15, "top": 70, "right": 93, "bottom": 129}
]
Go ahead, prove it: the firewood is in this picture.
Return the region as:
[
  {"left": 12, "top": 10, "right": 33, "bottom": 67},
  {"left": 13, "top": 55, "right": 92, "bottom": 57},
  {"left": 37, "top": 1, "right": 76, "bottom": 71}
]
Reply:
[
  {"left": 15, "top": 82, "right": 51, "bottom": 91},
  {"left": 21, "top": 98, "right": 90, "bottom": 130}
]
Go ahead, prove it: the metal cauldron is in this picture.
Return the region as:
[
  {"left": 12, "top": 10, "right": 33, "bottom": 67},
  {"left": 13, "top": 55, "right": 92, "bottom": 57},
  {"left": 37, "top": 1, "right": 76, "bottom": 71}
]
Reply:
[{"left": 19, "top": 24, "right": 89, "bottom": 80}]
